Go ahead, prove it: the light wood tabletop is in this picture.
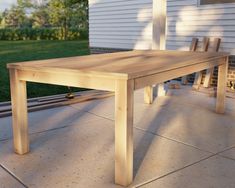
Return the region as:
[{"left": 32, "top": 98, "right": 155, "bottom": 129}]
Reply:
[
  {"left": 8, "top": 50, "right": 228, "bottom": 79},
  {"left": 7, "top": 50, "right": 229, "bottom": 187}
]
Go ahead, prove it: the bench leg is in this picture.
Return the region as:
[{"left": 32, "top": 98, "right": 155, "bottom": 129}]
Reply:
[
  {"left": 115, "top": 79, "right": 134, "bottom": 186},
  {"left": 203, "top": 68, "right": 214, "bottom": 88},
  {"left": 9, "top": 69, "right": 29, "bottom": 155},
  {"left": 193, "top": 72, "right": 203, "bottom": 90},
  {"left": 157, "top": 83, "right": 166, "bottom": 96},
  {"left": 144, "top": 86, "right": 153, "bottom": 104},
  {"left": 216, "top": 59, "right": 228, "bottom": 114}
]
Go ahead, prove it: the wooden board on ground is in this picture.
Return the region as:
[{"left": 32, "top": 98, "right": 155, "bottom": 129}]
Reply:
[{"left": 0, "top": 90, "right": 114, "bottom": 118}]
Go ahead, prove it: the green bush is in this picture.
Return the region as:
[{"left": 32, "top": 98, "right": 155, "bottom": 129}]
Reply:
[{"left": 0, "top": 28, "right": 88, "bottom": 40}]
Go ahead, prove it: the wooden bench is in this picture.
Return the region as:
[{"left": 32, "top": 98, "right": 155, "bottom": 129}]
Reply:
[
  {"left": 181, "top": 37, "right": 222, "bottom": 91},
  {"left": 193, "top": 37, "right": 221, "bottom": 89}
]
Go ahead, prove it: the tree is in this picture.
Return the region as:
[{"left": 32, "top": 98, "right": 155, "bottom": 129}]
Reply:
[
  {"left": 3, "top": 5, "right": 29, "bottom": 28},
  {"left": 69, "top": 0, "right": 88, "bottom": 29},
  {"left": 0, "top": 12, "right": 3, "bottom": 27},
  {"left": 48, "top": 0, "right": 88, "bottom": 40},
  {"left": 32, "top": 5, "right": 50, "bottom": 27},
  {"left": 17, "top": 0, "right": 34, "bottom": 8}
]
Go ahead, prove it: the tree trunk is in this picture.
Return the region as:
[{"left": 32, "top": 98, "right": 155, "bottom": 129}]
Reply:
[{"left": 64, "top": 18, "right": 67, "bottom": 40}]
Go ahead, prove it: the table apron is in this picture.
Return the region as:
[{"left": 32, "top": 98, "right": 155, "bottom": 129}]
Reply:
[
  {"left": 16, "top": 69, "right": 116, "bottom": 92},
  {"left": 134, "top": 57, "right": 226, "bottom": 90}
]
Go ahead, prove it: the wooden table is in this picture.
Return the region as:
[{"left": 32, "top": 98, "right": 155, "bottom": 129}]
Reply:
[{"left": 7, "top": 50, "right": 229, "bottom": 186}]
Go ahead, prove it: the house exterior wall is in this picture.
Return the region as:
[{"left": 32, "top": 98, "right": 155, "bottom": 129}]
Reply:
[
  {"left": 166, "top": 0, "right": 235, "bottom": 86},
  {"left": 89, "top": 0, "right": 153, "bottom": 50},
  {"left": 166, "top": 1, "right": 235, "bottom": 55},
  {"left": 89, "top": 0, "right": 235, "bottom": 86}
]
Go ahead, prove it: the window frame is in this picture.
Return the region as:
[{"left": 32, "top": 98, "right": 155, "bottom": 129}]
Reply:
[{"left": 200, "top": 0, "right": 235, "bottom": 5}]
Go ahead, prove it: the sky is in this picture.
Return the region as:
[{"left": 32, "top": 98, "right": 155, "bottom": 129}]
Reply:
[
  {"left": 0, "top": 0, "right": 17, "bottom": 11},
  {"left": 0, "top": 0, "right": 44, "bottom": 11}
]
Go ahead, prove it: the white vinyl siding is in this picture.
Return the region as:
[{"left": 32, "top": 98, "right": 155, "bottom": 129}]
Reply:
[
  {"left": 89, "top": 0, "right": 153, "bottom": 49},
  {"left": 89, "top": 0, "right": 235, "bottom": 54},
  {"left": 167, "top": 0, "right": 235, "bottom": 54}
]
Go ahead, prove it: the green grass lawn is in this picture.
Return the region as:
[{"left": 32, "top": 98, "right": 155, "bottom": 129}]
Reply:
[{"left": 0, "top": 40, "right": 90, "bottom": 102}]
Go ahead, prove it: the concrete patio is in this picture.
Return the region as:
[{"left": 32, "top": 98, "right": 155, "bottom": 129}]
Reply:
[{"left": 1, "top": 86, "right": 235, "bottom": 188}]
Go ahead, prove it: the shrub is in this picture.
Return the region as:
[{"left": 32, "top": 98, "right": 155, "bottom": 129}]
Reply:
[{"left": 0, "top": 28, "right": 88, "bottom": 40}]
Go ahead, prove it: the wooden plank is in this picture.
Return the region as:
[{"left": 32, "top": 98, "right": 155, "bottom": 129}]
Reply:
[
  {"left": 193, "top": 37, "right": 210, "bottom": 89},
  {"left": 144, "top": 86, "right": 153, "bottom": 104},
  {"left": 157, "top": 83, "right": 166, "bottom": 96},
  {"left": 135, "top": 57, "right": 226, "bottom": 90},
  {"left": 203, "top": 38, "right": 221, "bottom": 88},
  {"left": 152, "top": 0, "right": 166, "bottom": 50},
  {"left": 9, "top": 69, "right": 29, "bottom": 155},
  {"left": 7, "top": 51, "right": 228, "bottom": 80},
  {"left": 181, "top": 38, "right": 199, "bottom": 85},
  {"left": 216, "top": 58, "right": 228, "bottom": 113},
  {"left": 149, "top": 0, "right": 167, "bottom": 99},
  {"left": 115, "top": 79, "right": 134, "bottom": 186},
  {"left": 0, "top": 91, "right": 114, "bottom": 118},
  {"left": 17, "top": 69, "right": 116, "bottom": 92}
]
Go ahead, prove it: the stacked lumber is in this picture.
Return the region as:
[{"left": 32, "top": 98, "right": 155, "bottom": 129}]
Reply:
[{"left": 0, "top": 90, "right": 114, "bottom": 118}]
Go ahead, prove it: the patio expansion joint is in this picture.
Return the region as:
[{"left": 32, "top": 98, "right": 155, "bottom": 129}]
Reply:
[
  {"left": 0, "top": 122, "right": 92, "bottom": 144},
  {"left": 69, "top": 105, "right": 230, "bottom": 156},
  {"left": 28, "top": 109, "right": 235, "bottom": 163},
  {"left": 216, "top": 146, "right": 235, "bottom": 162},
  {"left": 2, "top": 104, "right": 234, "bottom": 156},
  {"left": 0, "top": 107, "right": 104, "bottom": 143},
  {"left": 1, "top": 104, "right": 235, "bottom": 187},
  {"left": 69, "top": 105, "right": 115, "bottom": 121},
  {"left": 135, "top": 153, "right": 221, "bottom": 188},
  {"left": 0, "top": 164, "right": 28, "bottom": 188},
  {"left": 135, "top": 127, "right": 235, "bottom": 163},
  {"left": 134, "top": 126, "right": 214, "bottom": 155},
  {"left": 135, "top": 145, "right": 235, "bottom": 188},
  {"left": 73, "top": 105, "right": 235, "bottom": 159},
  {"left": 164, "top": 95, "right": 235, "bottom": 118},
  {"left": 73, "top": 109, "right": 235, "bottom": 187},
  {"left": 1, "top": 116, "right": 107, "bottom": 142},
  {"left": 219, "top": 155, "right": 235, "bottom": 162}
]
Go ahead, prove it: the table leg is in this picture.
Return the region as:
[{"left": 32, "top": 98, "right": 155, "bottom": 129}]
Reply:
[
  {"left": 9, "top": 69, "right": 29, "bottom": 155},
  {"left": 144, "top": 86, "right": 153, "bottom": 104},
  {"left": 216, "top": 59, "right": 228, "bottom": 114},
  {"left": 115, "top": 79, "right": 134, "bottom": 186}
]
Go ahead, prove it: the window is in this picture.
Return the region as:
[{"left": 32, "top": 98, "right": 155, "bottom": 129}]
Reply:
[{"left": 201, "top": 0, "right": 235, "bottom": 5}]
